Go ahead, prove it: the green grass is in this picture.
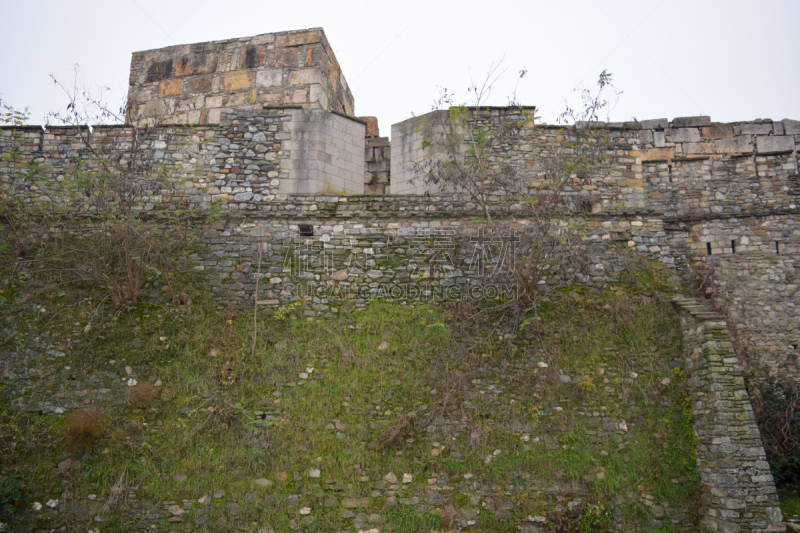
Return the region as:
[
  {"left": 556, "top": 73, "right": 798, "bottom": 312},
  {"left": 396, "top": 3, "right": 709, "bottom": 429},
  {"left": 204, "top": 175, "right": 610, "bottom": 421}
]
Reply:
[{"left": 0, "top": 272, "right": 702, "bottom": 531}]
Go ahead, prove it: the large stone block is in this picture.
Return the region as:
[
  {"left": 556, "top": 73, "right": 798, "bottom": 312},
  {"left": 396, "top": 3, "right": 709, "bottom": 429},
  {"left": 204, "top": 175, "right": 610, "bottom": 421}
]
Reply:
[
  {"left": 715, "top": 136, "right": 753, "bottom": 154},
  {"left": 288, "top": 68, "right": 325, "bottom": 86},
  {"left": 707, "top": 123, "right": 734, "bottom": 139},
  {"left": 143, "top": 99, "right": 167, "bottom": 118},
  {"left": 756, "top": 136, "right": 794, "bottom": 154},
  {"left": 667, "top": 128, "right": 703, "bottom": 143},
  {"left": 685, "top": 142, "right": 716, "bottom": 155},
  {"left": 174, "top": 54, "right": 217, "bottom": 76},
  {"left": 782, "top": 119, "right": 800, "bottom": 134},
  {"left": 224, "top": 71, "right": 252, "bottom": 91},
  {"left": 186, "top": 76, "right": 212, "bottom": 94},
  {"left": 673, "top": 116, "right": 711, "bottom": 127},
  {"left": 740, "top": 122, "right": 773, "bottom": 135},
  {"left": 275, "top": 48, "right": 299, "bottom": 68},
  {"left": 239, "top": 46, "right": 267, "bottom": 69},
  {"left": 276, "top": 30, "right": 323, "bottom": 48},
  {"left": 146, "top": 60, "right": 173, "bottom": 83},
  {"left": 255, "top": 69, "right": 283, "bottom": 88},
  {"left": 641, "top": 118, "right": 669, "bottom": 129},
  {"left": 159, "top": 79, "right": 183, "bottom": 97}
]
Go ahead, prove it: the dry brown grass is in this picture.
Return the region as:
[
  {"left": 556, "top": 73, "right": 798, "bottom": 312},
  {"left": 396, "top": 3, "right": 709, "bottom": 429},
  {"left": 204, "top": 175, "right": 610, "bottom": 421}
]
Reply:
[
  {"left": 128, "top": 382, "right": 158, "bottom": 408},
  {"left": 63, "top": 410, "right": 106, "bottom": 453}
]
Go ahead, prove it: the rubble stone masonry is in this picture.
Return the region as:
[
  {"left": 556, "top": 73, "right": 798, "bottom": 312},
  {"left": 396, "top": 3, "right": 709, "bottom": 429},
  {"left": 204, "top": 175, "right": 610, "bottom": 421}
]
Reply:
[{"left": 2, "top": 28, "right": 800, "bottom": 531}]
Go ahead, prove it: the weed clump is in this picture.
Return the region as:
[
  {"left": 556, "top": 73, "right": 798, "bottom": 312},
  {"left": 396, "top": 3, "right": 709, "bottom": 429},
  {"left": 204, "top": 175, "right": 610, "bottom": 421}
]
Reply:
[
  {"left": 128, "top": 382, "right": 158, "bottom": 408},
  {"left": 63, "top": 410, "right": 106, "bottom": 453},
  {"left": 379, "top": 413, "right": 415, "bottom": 448}
]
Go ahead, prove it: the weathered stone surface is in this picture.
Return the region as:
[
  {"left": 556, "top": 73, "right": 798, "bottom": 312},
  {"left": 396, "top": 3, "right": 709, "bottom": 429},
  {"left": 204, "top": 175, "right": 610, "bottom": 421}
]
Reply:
[
  {"left": 158, "top": 79, "right": 182, "bottom": 97},
  {"left": 640, "top": 118, "right": 669, "bottom": 129},
  {"left": 224, "top": 71, "right": 252, "bottom": 91},
  {"left": 255, "top": 69, "right": 283, "bottom": 88},
  {"left": 715, "top": 135, "right": 753, "bottom": 153},
  {"left": 174, "top": 54, "right": 217, "bottom": 76},
  {"left": 756, "top": 135, "right": 794, "bottom": 154},
  {"left": 707, "top": 123, "right": 734, "bottom": 139},
  {"left": 672, "top": 116, "right": 711, "bottom": 127},
  {"left": 642, "top": 147, "right": 674, "bottom": 161},
  {"left": 276, "top": 30, "right": 323, "bottom": 47},
  {"left": 666, "top": 128, "right": 703, "bottom": 143},
  {"left": 782, "top": 118, "right": 800, "bottom": 134},
  {"left": 684, "top": 142, "right": 716, "bottom": 154}
]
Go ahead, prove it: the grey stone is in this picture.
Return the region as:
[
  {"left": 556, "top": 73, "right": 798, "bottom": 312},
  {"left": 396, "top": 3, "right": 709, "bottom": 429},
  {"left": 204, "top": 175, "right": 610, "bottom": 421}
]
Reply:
[
  {"left": 756, "top": 135, "right": 794, "bottom": 154},
  {"left": 667, "top": 128, "right": 703, "bottom": 143},
  {"left": 672, "top": 116, "right": 711, "bottom": 127},
  {"left": 640, "top": 118, "right": 669, "bottom": 129},
  {"left": 715, "top": 135, "right": 753, "bottom": 153}
]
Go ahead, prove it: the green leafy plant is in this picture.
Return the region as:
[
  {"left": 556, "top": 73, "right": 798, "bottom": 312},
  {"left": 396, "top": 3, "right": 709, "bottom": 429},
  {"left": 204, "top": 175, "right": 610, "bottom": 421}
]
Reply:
[
  {"left": 0, "top": 475, "right": 23, "bottom": 520},
  {"left": 577, "top": 502, "right": 613, "bottom": 533}
]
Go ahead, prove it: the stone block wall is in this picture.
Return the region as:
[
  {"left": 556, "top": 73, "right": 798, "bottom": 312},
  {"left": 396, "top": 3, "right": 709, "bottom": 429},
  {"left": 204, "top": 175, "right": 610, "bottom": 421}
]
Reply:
[
  {"left": 390, "top": 108, "right": 540, "bottom": 195},
  {"left": 673, "top": 296, "right": 784, "bottom": 533},
  {"left": 282, "top": 109, "right": 366, "bottom": 194},
  {"left": 126, "top": 28, "right": 355, "bottom": 124},
  {"left": 1, "top": 106, "right": 366, "bottom": 201},
  {"left": 364, "top": 136, "right": 390, "bottom": 194}
]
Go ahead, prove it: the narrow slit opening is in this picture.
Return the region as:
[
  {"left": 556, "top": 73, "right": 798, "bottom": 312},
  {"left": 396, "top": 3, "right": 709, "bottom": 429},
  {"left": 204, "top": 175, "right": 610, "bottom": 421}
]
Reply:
[
  {"left": 731, "top": 240, "right": 736, "bottom": 254},
  {"left": 775, "top": 241, "right": 780, "bottom": 255},
  {"left": 706, "top": 242, "right": 712, "bottom": 255}
]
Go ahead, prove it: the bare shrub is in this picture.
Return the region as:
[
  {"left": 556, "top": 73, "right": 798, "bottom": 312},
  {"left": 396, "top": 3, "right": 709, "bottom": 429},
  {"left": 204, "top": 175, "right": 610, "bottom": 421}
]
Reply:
[
  {"left": 63, "top": 410, "right": 106, "bottom": 453},
  {"left": 412, "top": 69, "right": 620, "bottom": 309},
  {"left": 128, "top": 382, "right": 158, "bottom": 408}
]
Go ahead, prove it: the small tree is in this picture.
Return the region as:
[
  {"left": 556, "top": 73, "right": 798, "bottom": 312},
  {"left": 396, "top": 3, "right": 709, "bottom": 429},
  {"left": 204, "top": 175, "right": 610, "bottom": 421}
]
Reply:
[
  {"left": 412, "top": 64, "right": 534, "bottom": 222},
  {"left": 39, "top": 71, "right": 213, "bottom": 306},
  {"left": 413, "top": 68, "right": 620, "bottom": 308}
]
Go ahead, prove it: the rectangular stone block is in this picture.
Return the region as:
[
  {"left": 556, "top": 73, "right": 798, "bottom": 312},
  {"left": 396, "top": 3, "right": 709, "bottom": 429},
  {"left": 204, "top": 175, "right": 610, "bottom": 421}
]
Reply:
[
  {"left": 667, "top": 128, "right": 703, "bottom": 143},
  {"left": 756, "top": 136, "right": 794, "bottom": 154},
  {"left": 641, "top": 118, "right": 669, "bottom": 129},
  {"left": 715, "top": 136, "right": 753, "bottom": 153},
  {"left": 707, "top": 123, "right": 734, "bottom": 139},
  {"left": 159, "top": 79, "right": 183, "bottom": 97},
  {"left": 642, "top": 147, "right": 675, "bottom": 161},
  {"left": 276, "top": 30, "right": 323, "bottom": 48},
  {"left": 288, "top": 69, "right": 325, "bottom": 85},
  {"left": 685, "top": 142, "right": 716, "bottom": 155},
  {"left": 239, "top": 46, "right": 267, "bottom": 69},
  {"left": 174, "top": 53, "right": 217, "bottom": 76},
  {"left": 224, "top": 71, "right": 252, "bottom": 91},
  {"left": 782, "top": 119, "right": 800, "bottom": 134},
  {"left": 741, "top": 122, "right": 773, "bottom": 135},
  {"left": 672, "top": 116, "right": 711, "bottom": 127},
  {"left": 186, "top": 76, "right": 212, "bottom": 94}
]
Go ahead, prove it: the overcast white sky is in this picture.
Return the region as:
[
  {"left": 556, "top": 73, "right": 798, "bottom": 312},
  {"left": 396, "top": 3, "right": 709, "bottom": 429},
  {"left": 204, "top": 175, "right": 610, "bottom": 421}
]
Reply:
[{"left": 1, "top": 0, "right": 799, "bottom": 137}]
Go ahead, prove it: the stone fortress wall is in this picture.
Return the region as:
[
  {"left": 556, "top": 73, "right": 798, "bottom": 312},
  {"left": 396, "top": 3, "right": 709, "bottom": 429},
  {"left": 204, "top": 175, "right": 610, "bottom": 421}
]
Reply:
[{"left": 2, "top": 28, "right": 799, "bottom": 532}]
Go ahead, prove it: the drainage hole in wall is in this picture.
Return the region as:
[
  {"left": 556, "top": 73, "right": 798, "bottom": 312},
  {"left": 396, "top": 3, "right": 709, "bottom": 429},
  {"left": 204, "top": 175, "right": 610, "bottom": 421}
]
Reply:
[{"left": 299, "top": 224, "right": 314, "bottom": 237}]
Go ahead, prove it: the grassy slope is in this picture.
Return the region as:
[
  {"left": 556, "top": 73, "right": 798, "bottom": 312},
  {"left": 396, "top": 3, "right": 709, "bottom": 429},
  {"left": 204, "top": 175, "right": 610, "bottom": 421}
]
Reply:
[{"left": 1, "top": 271, "right": 701, "bottom": 532}]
